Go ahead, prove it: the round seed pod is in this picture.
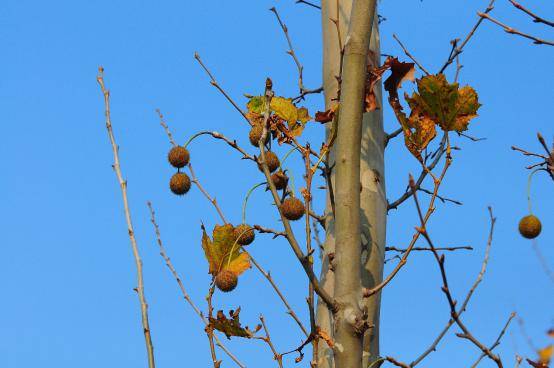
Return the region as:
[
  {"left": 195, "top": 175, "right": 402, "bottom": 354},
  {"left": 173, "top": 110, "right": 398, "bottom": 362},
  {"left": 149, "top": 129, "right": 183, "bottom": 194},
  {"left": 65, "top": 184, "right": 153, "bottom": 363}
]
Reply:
[
  {"left": 169, "top": 172, "right": 191, "bottom": 195},
  {"left": 257, "top": 151, "right": 280, "bottom": 173},
  {"left": 234, "top": 224, "right": 255, "bottom": 246},
  {"left": 249, "top": 124, "right": 269, "bottom": 147},
  {"left": 215, "top": 270, "right": 238, "bottom": 292},
  {"left": 271, "top": 171, "right": 289, "bottom": 190},
  {"left": 168, "top": 146, "right": 190, "bottom": 168},
  {"left": 281, "top": 197, "right": 305, "bottom": 221},
  {"left": 518, "top": 215, "right": 542, "bottom": 239}
]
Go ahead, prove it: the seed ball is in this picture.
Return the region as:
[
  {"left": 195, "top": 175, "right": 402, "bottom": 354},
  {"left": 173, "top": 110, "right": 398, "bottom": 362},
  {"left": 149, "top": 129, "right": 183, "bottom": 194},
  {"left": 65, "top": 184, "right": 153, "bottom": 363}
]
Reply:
[
  {"left": 249, "top": 124, "right": 269, "bottom": 147},
  {"left": 215, "top": 270, "right": 238, "bottom": 292},
  {"left": 169, "top": 172, "right": 191, "bottom": 195},
  {"left": 281, "top": 197, "right": 305, "bottom": 221},
  {"left": 167, "top": 146, "right": 190, "bottom": 168},
  {"left": 271, "top": 171, "right": 289, "bottom": 190},
  {"left": 257, "top": 151, "right": 280, "bottom": 173},
  {"left": 234, "top": 224, "right": 255, "bottom": 246},
  {"left": 518, "top": 215, "right": 542, "bottom": 239}
]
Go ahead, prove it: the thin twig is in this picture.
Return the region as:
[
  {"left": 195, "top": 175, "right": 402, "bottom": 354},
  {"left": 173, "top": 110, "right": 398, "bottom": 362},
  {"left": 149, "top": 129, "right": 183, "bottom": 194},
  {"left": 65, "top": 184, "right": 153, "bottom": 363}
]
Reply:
[
  {"left": 194, "top": 52, "right": 252, "bottom": 124},
  {"left": 296, "top": 0, "right": 321, "bottom": 9},
  {"left": 392, "top": 34, "right": 431, "bottom": 75},
  {"left": 188, "top": 163, "right": 228, "bottom": 224},
  {"left": 470, "top": 312, "right": 516, "bottom": 368},
  {"left": 260, "top": 316, "right": 284, "bottom": 367},
  {"left": 478, "top": 12, "right": 554, "bottom": 46},
  {"left": 508, "top": 0, "right": 554, "bottom": 27},
  {"left": 270, "top": 7, "right": 307, "bottom": 95},
  {"left": 242, "top": 246, "right": 309, "bottom": 337},
  {"left": 439, "top": 0, "right": 496, "bottom": 73},
  {"left": 97, "top": 67, "right": 156, "bottom": 368},
  {"left": 386, "top": 245, "right": 473, "bottom": 253},
  {"left": 409, "top": 205, "right": 497, "bottom": 367},
  {"left": 156, "top": 109, "right": 177, "bottom": 147},
  {"left": 146, "top": 202, "right": 244, "bottom": 368}
]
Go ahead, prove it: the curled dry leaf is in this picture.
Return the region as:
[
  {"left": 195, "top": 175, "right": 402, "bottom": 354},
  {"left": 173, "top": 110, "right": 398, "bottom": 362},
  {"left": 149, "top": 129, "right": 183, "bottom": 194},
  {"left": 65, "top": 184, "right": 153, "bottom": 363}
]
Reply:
[
  {"left": 201, "top": 224, "right": 251, "bottom": 276},
  {"left": 367, "top": 56, "right": 415, "bottom": 112},
  {"left": 208, "top": 307, "right": 262, "bottom": 339}
]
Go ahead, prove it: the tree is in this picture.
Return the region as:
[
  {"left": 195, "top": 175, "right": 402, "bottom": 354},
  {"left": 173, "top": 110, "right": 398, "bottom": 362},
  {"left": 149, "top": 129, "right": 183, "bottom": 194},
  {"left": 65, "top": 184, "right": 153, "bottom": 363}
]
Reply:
[{"left": 95, "top": 1, "right": 553, "bottom": 368}]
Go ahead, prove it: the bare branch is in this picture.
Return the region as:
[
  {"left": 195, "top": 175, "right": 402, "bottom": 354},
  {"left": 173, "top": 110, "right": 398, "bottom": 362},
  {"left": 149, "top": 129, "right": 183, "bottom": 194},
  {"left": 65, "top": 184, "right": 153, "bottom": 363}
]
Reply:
[
  {"left": 392, "top": 34, "right": 431, "bottom": 75},
  {"left": 146, "top": 202, "right": 244, "bottom": 368},
  {"left": 508, "top": 0, "right": 554, "bottom": 27},
  {"left": 194, "top": 52, "right": 252, "bottom": 124},
  {"left": 97, "top": 67, "right": 156, "bottom": 368},
  {"left": 478, "top": 12, "right": 554, "bottom": 46}
]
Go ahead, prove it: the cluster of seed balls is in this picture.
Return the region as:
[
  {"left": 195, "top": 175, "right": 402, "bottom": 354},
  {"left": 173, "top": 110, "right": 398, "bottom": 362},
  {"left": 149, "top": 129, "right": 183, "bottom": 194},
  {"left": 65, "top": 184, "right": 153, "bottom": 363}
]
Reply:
[
  {"left": 168, "top": 146, "right": 191, "bottom": 195},
  {"left": 214, "top": 223, "right": 256, "bottom": 292},
  {"left": 518, "top": 214, "right": 542, "bottom": 239},
  {"left": 249, "top": 123, "right": 306, "bottom": 222}
]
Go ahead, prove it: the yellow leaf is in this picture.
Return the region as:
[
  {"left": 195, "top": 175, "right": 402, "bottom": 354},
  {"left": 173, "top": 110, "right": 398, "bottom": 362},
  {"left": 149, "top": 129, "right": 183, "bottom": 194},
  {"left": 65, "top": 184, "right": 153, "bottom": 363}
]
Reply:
[
  {"left": 226, "top": 252, "right": 251, "bottom": 276},
  {"left": 201, "top": 224, "right": 251, "bottom": 276},
  {"left": 538, "top": 345, "right": 553, "bottom": 364},
  {"left": 270, "top": 97, "right": 298, "bottom": 123}
]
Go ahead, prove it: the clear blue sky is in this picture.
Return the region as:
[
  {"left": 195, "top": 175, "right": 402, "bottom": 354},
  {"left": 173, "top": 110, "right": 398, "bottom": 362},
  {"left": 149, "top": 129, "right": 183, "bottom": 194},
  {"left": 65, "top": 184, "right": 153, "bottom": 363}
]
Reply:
[{"left": 1, "top": 1, "right": 552, "bottom": 367}]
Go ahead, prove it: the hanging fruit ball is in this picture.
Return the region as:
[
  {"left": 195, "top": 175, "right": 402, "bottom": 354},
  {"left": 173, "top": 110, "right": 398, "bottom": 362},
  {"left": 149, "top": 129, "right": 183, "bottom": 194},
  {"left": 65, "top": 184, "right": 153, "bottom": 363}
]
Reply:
[
  {"left": 518, "top": 215, "right": 542, "bottom": 239},
  {"left": 168, "top": 146, "right": 190, "bottom": 168},
  {"left": 234, "top": 224, "right": 255, "bottom": 245},
  {"left": 169, "top": 172, "right": 191, "bottom": 195},
  {"left": 271, "top": 170, "right": 289, "bottom": 190},
  {"left": 257, "top": 151, "right": 280, "bottom": 173},
  {"left": 215, "top": 270, "right": 238, "bottom": 292},
  {"left": 249, "top": 124, "right": 269, "bottom": 147},
  {"left": 281, "top": 197, "right": 305, "bottom": 221}
]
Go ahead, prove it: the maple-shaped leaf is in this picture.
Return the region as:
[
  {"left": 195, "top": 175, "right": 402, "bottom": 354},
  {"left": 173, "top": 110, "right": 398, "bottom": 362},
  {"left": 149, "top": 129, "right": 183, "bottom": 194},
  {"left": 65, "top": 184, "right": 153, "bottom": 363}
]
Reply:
[
  {"left": 208, "top": 307, "right": 261, "bottom": 339},
  {"left": 201, "top": 224, "right": 251, "bottom": 276},
  {"left": 405, "top": 74, "right": 481, "bottom": 133}
]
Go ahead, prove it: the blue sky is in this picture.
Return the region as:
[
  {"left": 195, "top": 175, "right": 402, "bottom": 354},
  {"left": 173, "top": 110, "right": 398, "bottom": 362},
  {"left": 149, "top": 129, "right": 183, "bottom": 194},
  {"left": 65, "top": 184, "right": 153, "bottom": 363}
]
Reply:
[{"left": 1, "top": 0, "right": 553, "bottom": 367}]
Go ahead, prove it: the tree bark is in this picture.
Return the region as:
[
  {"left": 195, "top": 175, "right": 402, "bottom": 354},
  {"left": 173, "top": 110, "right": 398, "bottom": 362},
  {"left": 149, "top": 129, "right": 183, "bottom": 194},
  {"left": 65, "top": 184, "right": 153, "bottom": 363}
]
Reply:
[{"left": 317, "top": 1, "right": 386, "bottom": 367}]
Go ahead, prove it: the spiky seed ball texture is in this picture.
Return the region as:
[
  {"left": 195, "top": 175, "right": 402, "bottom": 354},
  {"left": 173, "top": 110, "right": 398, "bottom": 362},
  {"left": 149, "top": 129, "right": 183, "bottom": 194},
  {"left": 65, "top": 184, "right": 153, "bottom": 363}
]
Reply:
[
  {"left": 249, "top": 124, "right": 269, "bottom": 147},
  {"left": 215, "top": 270, "right": 238, "bottom": 292},
  {"left": 281, "top": 197, "right": 305, "bottom": 221},
  {"left": 271, "top": 171, "right": 289, "bottom": 190},
  {"left": 169, "top": 172, "right": 191, "bottom": 195},
  {"left": 234, "top": 224, "right": 255, "bottom": 246},
  {"left": 167, "top": 146, "right": 190, "bottom": 168},
  {"left": 257, "top": 151, "right": 280, "bottom": 173},
  {"left": 518, "top": 215, "right": 542, "bottom": 239}
]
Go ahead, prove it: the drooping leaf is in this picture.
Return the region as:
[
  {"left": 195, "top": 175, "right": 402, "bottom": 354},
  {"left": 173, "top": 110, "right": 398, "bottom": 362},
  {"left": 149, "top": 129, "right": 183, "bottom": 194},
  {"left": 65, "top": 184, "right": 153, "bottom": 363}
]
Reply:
[
  {"left": 404, "top": 108, "right": 437, "bottom": 161},
  {"left": 201, "top": 224, "right": 251, "bottom": 276},
  {"left": 383, "top": 57, "right": 416, "bottom": 101},
  {"left": 208, "top": 308, "right": 261, "bottom": 339},
  {"left": 315, "top": 103, "right": 339, "bottom": 124},
  {"left": 405, "top": 74, "right": 480, "bottom": 132}
]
